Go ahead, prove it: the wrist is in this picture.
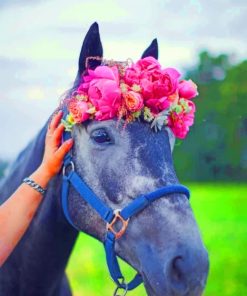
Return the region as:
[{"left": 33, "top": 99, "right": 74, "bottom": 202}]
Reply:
[{"left": 30, "top": 164, "right": 53, "bottom": 189}]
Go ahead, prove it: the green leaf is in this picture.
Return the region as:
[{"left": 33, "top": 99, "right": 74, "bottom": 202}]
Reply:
[
  {"left": 61, "top": 119, "right": 74, "bottom": 132},
  {"left": 143, "top": 107, "right": 154, "bottom": 122}
]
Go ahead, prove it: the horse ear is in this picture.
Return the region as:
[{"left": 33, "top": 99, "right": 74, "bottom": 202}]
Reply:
[
  {"left": 141, "top": 38, "right": 159, "bottom": 59},
  {"left": 78, "top": 22, "right": 103, "bottom": 75}
]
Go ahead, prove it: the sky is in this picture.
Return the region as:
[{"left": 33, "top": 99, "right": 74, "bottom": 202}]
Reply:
[{"left": 0, "top": 0, "right": 246, "bottom": 159}]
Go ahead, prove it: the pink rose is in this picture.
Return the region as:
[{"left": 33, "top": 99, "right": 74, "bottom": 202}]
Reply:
[
  {"left": 168, "top": 100, "right": 195, "bottom": 139},
  {"left": 178, "top": 79, "right": 198, "bottom": 99},
  {"left": 79, "top": 65, "right": 121, "bottom": 121},
  {"left": 123, "top": 91, "right": 144, "bottom": 112},
  {"left": 68, "top": 99, "right": 90, "bottom": 123}
]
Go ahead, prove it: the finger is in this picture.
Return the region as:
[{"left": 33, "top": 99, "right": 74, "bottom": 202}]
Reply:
[
  {"left": 55, "top": 139, "right": 74, "bottom": 161},
  {"left": 53, "top": 123, "right": 65, "bottom": 144},
  {"left": 49, "top": 111, "right": 63, "bottom": 133}
]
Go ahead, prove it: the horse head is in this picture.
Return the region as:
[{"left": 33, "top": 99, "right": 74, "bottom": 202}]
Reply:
[{"left": 62, "top": 22, "right": 209, "bottom": 296}]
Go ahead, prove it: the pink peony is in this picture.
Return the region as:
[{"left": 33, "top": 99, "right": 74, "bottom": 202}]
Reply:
[
  {"left": 144, "top": 96, "right": 172, "bottom": 114},
  {"left": 141, "top": 67, "right": 180, "bottom": 99},
  {"left": 124, "top": 66, "right": 141, "bottom": 86},
  {"left": 68, "top": 99, "right": 90, "bottom": 123},
  {"left": 140, "top": 78, "right": 153, "bottom": 99},
  {"left": 123, "top": 91, "right": 144, "bottom": 112},
  {"left": 63, "top": 57, "right": 198, "bottom": 139},
  {"left": 136, "top": 56, "right": 161, "bottom": 72},
  {"left": 158, "top": 92, "right": 179, "bottom": 111},
  {"left": 154, "top": 68, "right": 180, "bottom": 97},
  {"left": 125, "top": 57, "right": 161, "bottom": 87},
  {"left": 168, "top": 100, "right": 195, "bottom": 139},
  {"left": 145, "top": 91, "right": 177, "bottom": 115},
  {"left": 79, "top": 65, "right": 121, "bottom": 120},
  {"left": 178, "top": 79, "right": 198, "bottom": 99}
]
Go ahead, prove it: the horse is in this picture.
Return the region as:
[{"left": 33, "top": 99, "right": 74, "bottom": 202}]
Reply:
[{"left": 0, "top": 22, "right": 209, "bottom": 296}]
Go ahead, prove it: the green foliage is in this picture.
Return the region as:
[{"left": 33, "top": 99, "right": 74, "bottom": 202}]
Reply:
[
  {"left": 174, "top": 51, "right": 247, "bottom": 181},
  {"left": 66, "top": 183, "right": 247, "bottom": 296},
  {"left": 0, "top": 159, "right": 8, "bottom": 179}
]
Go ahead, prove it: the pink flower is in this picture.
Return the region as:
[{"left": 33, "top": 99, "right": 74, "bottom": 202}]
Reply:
[
  {"left": 168, "top": 100, "right": 195, "bottom": 139},
  {"left": 145, "top": 95, "right": 176, "bottom": 114},
  {"left": 82, "top": 65, "right": 120, "bottom": 83},
  {"left": 124, "top": 67, "right": 141, "bottom": 85},
  {"left": 124, "top": 57, "right": 161, "bottom": 87},
  {"left": 64, "top": 57, "right": 197, "bottom": 139},
  {"left": 141, "top": 67, "right": 180, "bottom": 99},
  {"left": 145, "top": 91, "right": 177, "bottom": 115},
  {"left": 178, "top": 79, "right": 198, "bottom": 99},
  {"left": 68, "top": 99, "right": 90, "bottom": 123},
  {"left": 158, "top": 91, "right": 179, "bottom": 111},
  {"left": 154, "top": 68, "right": 180, "bottom": 97},
  {"left": 136, "top": 56, "right": 161, "bottom": 72},
  {"left": 123, "top": 91, "right": 144, "bottom": 112},
  {"left": 140, "top": 78, "right": 153, "bottom": 99},
  {"left": 79, "top": 65, "right": 121, "bottom": 120}
]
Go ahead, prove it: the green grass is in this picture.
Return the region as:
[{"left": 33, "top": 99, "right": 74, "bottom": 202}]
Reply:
[{"left": 66, "top": 183, "right": 247, "bottom": 296}]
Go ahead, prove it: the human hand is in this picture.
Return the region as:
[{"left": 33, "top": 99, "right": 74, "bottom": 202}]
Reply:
[{"left": 40, "top": 111, "right": 73, "bottom": 179}]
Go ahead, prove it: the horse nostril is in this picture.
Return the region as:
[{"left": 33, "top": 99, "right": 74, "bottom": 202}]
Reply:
[
  {"left": 169, "top": 256, "right": 189, "bottom": 294},
  {"left": 172, "top": 256, "right": 183, "bottom": 281},
  {"left": 168, "top": 248, "right": 209, "bottom": 295}
]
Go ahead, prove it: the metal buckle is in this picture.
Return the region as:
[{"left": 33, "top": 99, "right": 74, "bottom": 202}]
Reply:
[
  {"left": 62, "top": 161, "right": 75, "bottom": 176},
  {"left": 113, "top": 278, "right": 128, "bottom": 296},
  {"left": 107, "top": 209, "right": 129, "bottom": 239}
]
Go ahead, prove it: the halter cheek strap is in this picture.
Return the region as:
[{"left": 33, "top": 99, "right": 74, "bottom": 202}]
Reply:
[
  {"left": 62, "top": 157, "right": 190, "bottom": 291},
  {"left": 61, "top": 114, "right": 190, "bottom": 292}
]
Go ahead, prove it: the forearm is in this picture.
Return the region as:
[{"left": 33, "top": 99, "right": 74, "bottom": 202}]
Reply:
[
  {"left": 0, "top": 165, "right": 51, "bottom": 267},
  {"left": 0, "top": 111, "right": 73, "bottom": 268}
]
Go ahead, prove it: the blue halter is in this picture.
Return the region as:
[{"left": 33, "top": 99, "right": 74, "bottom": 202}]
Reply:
[{"left": 61, "top": 124, "right": 190, "bottom": 293}]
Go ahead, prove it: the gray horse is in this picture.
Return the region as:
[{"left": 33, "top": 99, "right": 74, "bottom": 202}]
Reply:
[{"left": 0, "top": 23, "right": 209, "bottom": 296}]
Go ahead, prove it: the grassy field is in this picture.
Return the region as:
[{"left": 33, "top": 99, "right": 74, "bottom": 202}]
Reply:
[{"left": 66, "top": 183, "right": 247, "bottom": 296}]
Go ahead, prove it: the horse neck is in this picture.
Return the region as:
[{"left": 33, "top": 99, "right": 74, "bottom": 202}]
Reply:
[{"left": 0, "top": 123, "right": 78, "bottom": 295}]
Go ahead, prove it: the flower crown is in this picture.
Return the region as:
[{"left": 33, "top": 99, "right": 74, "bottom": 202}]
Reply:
[{"left": 62, "top": 56, "right": 198, "bottom": 139}]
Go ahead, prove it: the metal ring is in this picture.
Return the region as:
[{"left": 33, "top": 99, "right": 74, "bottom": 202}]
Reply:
[
  {"left": 62, "top": 161, "right": 75, "bottom": 176},
  {"left": 113, "top": 278, "right": 128, "bottom": 296},
  {"left": 113, "top": 285, "right": 128, "bottom": 296}
]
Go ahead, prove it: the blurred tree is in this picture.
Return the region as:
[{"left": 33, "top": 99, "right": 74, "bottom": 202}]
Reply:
[
  {"left": 174, "top": 51, "right": 247, "bottom": 181},
  {"left": 0, "top": 159, "right": 8, "bottom": 180}
]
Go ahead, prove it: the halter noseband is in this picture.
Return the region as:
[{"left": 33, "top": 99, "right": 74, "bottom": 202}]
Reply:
[{"left": 61, "top": 125, "right": 190, "bottom": 294}]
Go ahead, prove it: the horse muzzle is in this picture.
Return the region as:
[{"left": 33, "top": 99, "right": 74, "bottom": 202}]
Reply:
[{"left": 139, "top": 242, "right": 209, "bottom": 296}]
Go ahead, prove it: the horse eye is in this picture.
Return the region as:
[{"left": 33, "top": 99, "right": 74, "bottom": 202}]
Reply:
[{"left": 91, "top": 129, "right": 112, "bottom": 144}]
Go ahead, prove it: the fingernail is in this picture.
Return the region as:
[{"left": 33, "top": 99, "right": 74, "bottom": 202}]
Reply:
[{"left": 66, "top": 139, "right": 73, "bottom": 145}]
